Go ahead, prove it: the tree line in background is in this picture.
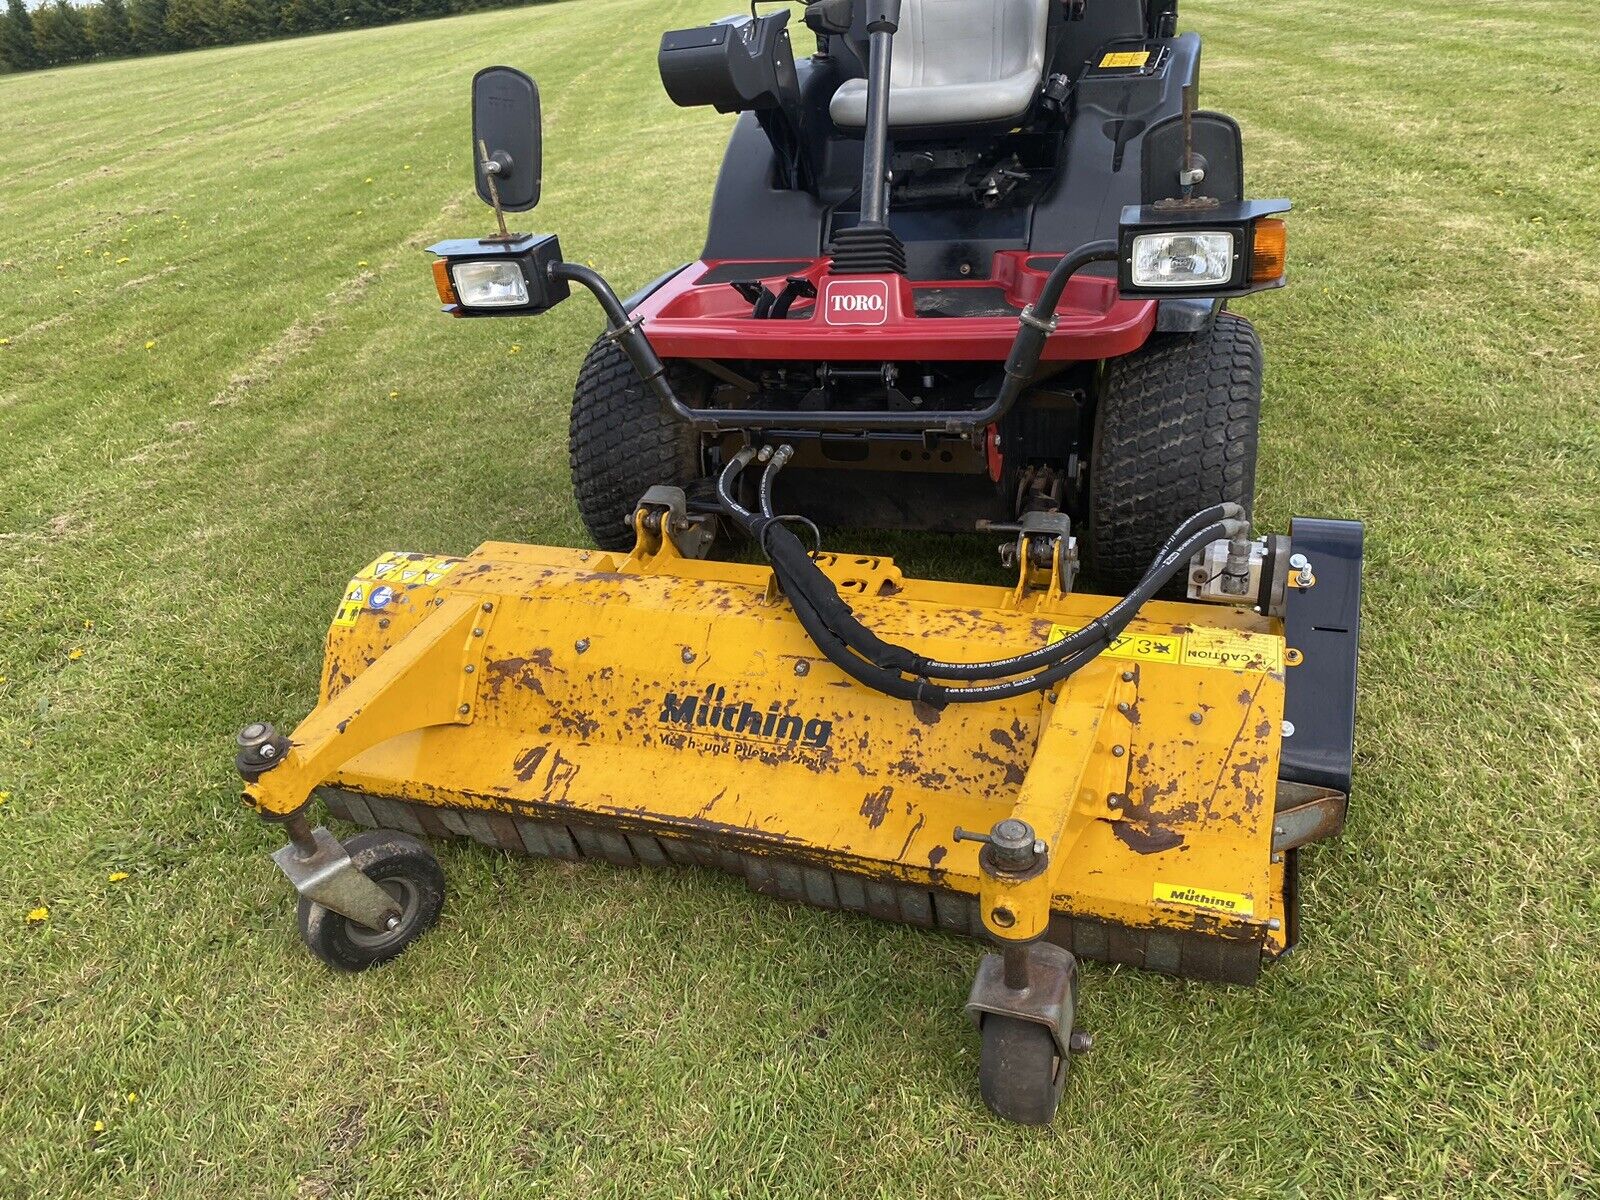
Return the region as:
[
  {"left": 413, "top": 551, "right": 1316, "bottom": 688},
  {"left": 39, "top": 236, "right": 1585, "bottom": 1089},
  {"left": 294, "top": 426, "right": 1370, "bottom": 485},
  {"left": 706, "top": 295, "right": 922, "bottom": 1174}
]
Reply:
[{"left": 0, "top": 0, "right": 547, "bottom": 71}]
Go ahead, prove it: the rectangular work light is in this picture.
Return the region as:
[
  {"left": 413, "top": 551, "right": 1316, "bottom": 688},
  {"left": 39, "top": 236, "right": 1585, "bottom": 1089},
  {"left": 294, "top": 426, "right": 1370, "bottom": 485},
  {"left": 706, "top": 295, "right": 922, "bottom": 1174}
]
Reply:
[
  {"left": 426, "top": 233, "right": 569, "bottom": 317},
  {"left": 1117, "top": 200, "right": 1291, "bottom": 299}
]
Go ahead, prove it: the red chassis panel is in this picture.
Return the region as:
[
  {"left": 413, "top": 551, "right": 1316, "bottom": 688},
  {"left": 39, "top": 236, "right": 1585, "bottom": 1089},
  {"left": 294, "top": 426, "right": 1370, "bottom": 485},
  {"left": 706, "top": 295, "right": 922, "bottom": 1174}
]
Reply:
[{"left": 634, "top": 251, "right": 1157, "bottom": 363}]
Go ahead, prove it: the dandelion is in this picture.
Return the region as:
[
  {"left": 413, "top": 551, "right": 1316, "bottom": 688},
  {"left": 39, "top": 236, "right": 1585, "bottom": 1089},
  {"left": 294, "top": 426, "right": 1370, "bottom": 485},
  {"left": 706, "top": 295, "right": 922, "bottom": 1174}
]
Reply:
[
  {"left": 388, "top": 390, "right": 399, "bottom": 399},
  {"left": 26, "top": 905, "right": 49, "bottom": 923},
  {"left": 56, "top": 264, "right": 65, "bottom": 271},
  {"left": 358, "top": 260, "right": 369, "bottom": 268},
  {"left": 509, "top": 344, "right": 522, "bottom": 354},
  {"left": 83, "top": 619, "right": 95, "bottom": 630},
  {"left": 145, "top": 340, "right": 156, "bottom": 350},
  {"left": 0, "top": 791, "right": 10, "bottom": 805},
  {"left": 364, "top": 177, "right": 374, "bottom": 184},
  {"left": 117, "top": 257, "right": 130, "bottom": 265},
  {"left": 0, "top": 338, "right": 9, "bottom": 346},
  {"left": 403, "top": 164, "right": 412, "bottom": 171},
  {"left": 68, "top": 648, "right": 84, "bottom": 661},
  {"left": 92, "top": 1120, "right": 105, "bottom": 1133},
  {"left": 126, "top": 1092, "right": 140, "bottom": 1104},
  {"left": 108, "top": 871, "right": 130, "bottom": 883}
]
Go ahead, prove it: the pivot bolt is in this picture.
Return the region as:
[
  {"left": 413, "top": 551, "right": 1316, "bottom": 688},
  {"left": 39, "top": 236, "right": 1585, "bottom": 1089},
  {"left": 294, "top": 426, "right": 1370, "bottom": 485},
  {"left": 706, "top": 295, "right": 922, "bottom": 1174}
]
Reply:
[
  {"left": 385, "top": 914, "right": 402, "bottom": 932},
  {"left": 1068, "top": 1031, "right": 1094, "bottom": 1054}
]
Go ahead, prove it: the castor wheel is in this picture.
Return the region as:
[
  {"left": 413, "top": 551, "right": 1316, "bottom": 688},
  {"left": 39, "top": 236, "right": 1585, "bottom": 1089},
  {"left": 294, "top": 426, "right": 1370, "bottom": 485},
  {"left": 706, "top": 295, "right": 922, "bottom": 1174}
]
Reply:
[
  {"left": 296, "top": 830, "right": 445, "bottom": 971},
  {"left": 978, "top": 1014, "right": 1068, "bottom": 1124}
]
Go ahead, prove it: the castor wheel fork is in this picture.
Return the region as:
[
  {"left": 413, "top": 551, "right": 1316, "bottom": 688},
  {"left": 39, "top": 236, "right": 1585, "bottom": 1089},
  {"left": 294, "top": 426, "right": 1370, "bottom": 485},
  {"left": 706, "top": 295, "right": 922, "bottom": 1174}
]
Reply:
[
  {"left": 270, "top": 809, "right": 404, "bottom": 935},
  {"left": 238, "top": 721, "right": 403, "bottom": 935}
]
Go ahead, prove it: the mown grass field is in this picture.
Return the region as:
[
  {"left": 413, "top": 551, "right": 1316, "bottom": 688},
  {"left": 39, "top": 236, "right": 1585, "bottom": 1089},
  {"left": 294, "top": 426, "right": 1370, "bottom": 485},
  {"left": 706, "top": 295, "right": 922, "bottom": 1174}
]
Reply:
[{"left": 2, "top": 0, "right": 1598, "bottom": 1195}]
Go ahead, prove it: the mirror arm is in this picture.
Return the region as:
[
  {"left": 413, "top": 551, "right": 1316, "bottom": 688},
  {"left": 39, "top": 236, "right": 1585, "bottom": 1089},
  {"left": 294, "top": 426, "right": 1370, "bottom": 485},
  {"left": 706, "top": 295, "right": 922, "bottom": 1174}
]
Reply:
[{"left": 549, "top": 261, "right": 698, "bottom": 427}]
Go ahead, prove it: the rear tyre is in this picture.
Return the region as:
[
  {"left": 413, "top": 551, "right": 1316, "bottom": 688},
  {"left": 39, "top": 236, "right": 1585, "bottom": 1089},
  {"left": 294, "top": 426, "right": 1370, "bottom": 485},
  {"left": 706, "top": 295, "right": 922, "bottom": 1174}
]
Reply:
[
  {"left": 978, "top": 1015, "right": 1066, "bottom": 1125},
  {"left": 296, "top": 830, "right": 445, "bottom": 972},
  {"left": 1086, "top": 312, "right": 1261, "bottom": 596},
  {"left": 569, "top": 334, "right": 703, "bottom": 551}
]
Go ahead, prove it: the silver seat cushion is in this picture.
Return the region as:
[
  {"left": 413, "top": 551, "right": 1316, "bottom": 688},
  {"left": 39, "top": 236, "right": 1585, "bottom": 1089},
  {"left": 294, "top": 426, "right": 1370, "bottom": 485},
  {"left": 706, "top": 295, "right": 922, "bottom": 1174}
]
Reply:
[{"left": 829, "top": 0, "right": 1051, "bottom": 129}]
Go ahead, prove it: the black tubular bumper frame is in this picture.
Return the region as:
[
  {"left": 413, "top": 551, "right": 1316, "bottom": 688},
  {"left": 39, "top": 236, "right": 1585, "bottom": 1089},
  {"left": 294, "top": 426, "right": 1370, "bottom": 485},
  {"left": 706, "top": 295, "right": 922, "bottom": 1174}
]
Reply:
[{"left": 551, "top": 242, "right": 1118, "bottom": 435}]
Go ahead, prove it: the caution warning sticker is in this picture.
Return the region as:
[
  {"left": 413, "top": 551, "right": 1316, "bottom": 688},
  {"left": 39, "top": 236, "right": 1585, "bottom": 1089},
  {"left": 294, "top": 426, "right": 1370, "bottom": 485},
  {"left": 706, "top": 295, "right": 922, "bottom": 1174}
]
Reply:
[
  {"left": 1182, "top": 628, "right": 1283, "bottom": 673},
  {"left": 356, "top": 552, "right": 462, "bottom": 584},
  {"left": 1047, "top": 623, "right": 1283, "bottom": 673},
  {"left": 1153, "top": 882, "right": 1254, "bottom": 918},
  {"left": 332, "top": 581, "right": 367, "bottom": 627},
  {"left": 1099, "top": 50, "right": 1151, "bottom": 69}
]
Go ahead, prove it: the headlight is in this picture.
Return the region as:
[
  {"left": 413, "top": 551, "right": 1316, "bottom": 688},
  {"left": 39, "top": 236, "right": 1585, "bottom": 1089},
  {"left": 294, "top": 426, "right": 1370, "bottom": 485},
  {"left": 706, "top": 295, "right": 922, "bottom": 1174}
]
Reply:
[
  {"left": 450, "top": 260, "right": 530, "bottom": 308},
  {"left": 1130, "top": 231, "right": 1234, "bottom": 288}
]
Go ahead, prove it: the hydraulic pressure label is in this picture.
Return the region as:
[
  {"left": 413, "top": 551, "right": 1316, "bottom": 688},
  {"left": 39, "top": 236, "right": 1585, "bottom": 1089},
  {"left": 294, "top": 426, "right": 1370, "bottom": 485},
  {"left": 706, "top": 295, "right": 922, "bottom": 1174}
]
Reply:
[{"left": 1153, "top": 882, "right": 1254, "bottom": 918}]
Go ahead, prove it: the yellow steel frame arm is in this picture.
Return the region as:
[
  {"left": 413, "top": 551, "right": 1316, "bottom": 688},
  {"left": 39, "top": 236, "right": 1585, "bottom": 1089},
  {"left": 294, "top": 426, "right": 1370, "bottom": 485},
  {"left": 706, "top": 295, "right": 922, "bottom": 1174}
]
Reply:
[
  {"left": 979, "top": 661, "right": 1125, "bottom": 941},
  {"left": 247, "top": 594, "right": 487, "bottom": 819}
]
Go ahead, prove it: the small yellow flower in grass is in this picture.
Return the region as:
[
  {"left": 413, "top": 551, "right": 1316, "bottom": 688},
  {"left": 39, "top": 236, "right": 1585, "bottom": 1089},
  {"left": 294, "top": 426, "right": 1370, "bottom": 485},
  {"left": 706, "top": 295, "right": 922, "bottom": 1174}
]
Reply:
[
  {"left": 56, "top": 264, "right": 65, "bottom": 271},
  {"left": 26, "top": 905, "right": 49, "bottom": 923},
  {"left": 509, "top": 344, "right": 522, "bottom": 354},
  {"left": 364, "top": 177, "right": 374, "bottom": 184},
  {"left": 145, "top": 340, "right": 156, "bottom": 350},
  {"left": 92, "top": 1120, "right": 105, "bottom": 1133},
  {"left": 68, "top": 648, "right": 84, "bottom": 661},
  {"left": 83, "top": 619, "right": 95, "bottom": 630},
  {"left": 358, "top": 260, "right": 369, "bottom": 268},
  {"left": 0, "top": 791, "right": 10, "bottom": 805},
  {"left": 388, "top": 390, "right": 399, "bottom": 399},
  {"left": 126, "top": 1091, "right": 140, "bottom": 1104},
  {"left": 108, "top": 871, "right": 130, "bottom": 883},
  {"left": 403, "top": 164, "right": 412, "bottom": 171},
  {"left": 117, "top": 257, "right": 130, "bottom": 265},
  {"left": 0, "top": 338, "right": 9, "bottom": 346}
]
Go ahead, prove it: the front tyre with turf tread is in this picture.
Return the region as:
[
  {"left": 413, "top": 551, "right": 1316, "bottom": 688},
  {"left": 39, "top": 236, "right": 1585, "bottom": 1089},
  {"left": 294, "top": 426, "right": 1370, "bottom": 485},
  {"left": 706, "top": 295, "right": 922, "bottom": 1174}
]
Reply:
[
  {"left": 569, "top": 335, "right": 702, "bottom": 551},
  {"left": 296, "top": 830, "right": 445, "bottom": 972},
  {"left": 979, "top": 1015, "right": 1066, "bottom": 1124},
  {"left": 1087, "top": 312, "right": 1262, "bottom": 596}
]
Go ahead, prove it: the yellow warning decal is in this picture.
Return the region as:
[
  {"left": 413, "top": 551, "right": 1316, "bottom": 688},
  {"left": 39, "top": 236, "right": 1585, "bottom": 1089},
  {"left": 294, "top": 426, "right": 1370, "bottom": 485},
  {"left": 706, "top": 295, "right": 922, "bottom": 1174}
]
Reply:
[
  {"left": 1048, "top": 623, "right": 1183, "bottom": 665},
  {"left": 1182, "top": 628, "right": 1283, "bottom": 672},
  {"left": 1099, "top": 50, "right": 1151, "bottom": 68},
  {"left": 1047, "top": 623, "right": 1283, "bottom": 673},
  {"left": 332, "top": 581, "right": 368, "bottom": 627},
  {"left": 1154, "top": 882, "right": 1254, "bottom": 917},
  {"left": 357, "top": 552, "right": 461, "bottom": 584}
]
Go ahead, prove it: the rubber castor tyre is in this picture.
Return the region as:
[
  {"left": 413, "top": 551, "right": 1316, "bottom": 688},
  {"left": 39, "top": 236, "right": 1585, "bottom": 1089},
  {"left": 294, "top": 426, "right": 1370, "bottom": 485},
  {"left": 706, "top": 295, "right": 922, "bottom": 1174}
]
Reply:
[
  {"left": 1086, "top": 312, "right": 1261, "bottom": 596},
  {"left": 569, "top": 334, "right": 703, "bottom": 551},
  {"left": 979, "top": 1015, "right": 1066, "bottom": 1125},
  {"left": 296, "top": 830, "right": 445, "bottom": 972}
]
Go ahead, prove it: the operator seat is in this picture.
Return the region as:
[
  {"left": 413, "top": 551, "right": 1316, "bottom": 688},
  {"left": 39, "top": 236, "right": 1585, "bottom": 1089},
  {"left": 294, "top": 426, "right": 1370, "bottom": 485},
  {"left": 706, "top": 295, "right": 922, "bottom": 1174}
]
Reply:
[{"left": 829, "top": 0, "right": 1052, "bottom": 130}]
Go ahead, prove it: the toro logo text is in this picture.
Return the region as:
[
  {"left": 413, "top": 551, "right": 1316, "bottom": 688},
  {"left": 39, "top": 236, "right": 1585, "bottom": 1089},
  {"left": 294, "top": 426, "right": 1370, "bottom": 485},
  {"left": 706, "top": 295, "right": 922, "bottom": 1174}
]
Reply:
[{"left": 822, "top": 278, "right": 890, "bottom": 326}]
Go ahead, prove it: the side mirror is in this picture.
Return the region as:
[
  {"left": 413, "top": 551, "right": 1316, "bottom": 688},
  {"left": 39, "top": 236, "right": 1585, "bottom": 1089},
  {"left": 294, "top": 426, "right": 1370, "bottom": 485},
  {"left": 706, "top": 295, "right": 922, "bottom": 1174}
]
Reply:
[{"left": 472, "top": 66, "right": 542, "bottom": 212}]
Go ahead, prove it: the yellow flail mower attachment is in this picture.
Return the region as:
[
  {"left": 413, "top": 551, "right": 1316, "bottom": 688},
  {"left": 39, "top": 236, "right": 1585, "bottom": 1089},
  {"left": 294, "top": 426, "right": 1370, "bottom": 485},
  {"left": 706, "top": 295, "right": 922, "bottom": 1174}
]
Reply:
[{"left": 238, "top": 471, "right": 1361, "bottom": 1124}]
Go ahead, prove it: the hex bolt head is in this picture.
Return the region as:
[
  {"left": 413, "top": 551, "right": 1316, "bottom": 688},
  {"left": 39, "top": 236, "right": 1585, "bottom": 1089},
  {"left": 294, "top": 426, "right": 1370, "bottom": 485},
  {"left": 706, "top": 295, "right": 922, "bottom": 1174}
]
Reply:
[
  {"left": 1190, "top": 711, "right": 1204, "bottom": 725},
  {"left": 1112, "top": 745, "right": 1125, "bottom": 757},
  {"left": 472, "top": 627, "right": 484, "bottom": 638},
  {"left": 681, "top": 648, "right": 695, "bottom": 664},
  {"left": 457, "top": 703, "right": 470, "bottom": 715},
  {"left": 1121, "top": 671, "right": 1135, "bottom": 682},
  {"left": 463, "top": 664, "right": 475, "bottom": 674},
  {"left": 1266, "top": 918, "right": 1282, "bottom": 931},
  {"left": 1068, "top": 1031, "right": 1094, "bottom": 1054},
  {"left": 575, "top": 638, "right": 590, "bottom": 653},
  {"left": 1288, "top": 553, "right": 1309, "bottom": 570},
  {"left": 481, "top": 602, "right": 494, "bottom": 613},
  {"left": 794, "top": 660, "right": 810, "bottom": 676},
  {"left": 1106, "top": 794, "right": 1124, "bottom": 810},
  {"left": 1117, "top": 701, "right": 1131, "bottom": 715}
]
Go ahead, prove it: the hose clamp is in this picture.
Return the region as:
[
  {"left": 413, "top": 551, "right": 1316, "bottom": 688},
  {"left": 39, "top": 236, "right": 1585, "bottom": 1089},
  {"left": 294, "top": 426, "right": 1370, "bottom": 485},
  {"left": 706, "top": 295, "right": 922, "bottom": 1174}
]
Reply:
[
  {"left": 601, "top": 313, "right": 645, "bottom": 344},
  {"left": 1018, "top": 305, "right": 1058, "bottom": 334}
]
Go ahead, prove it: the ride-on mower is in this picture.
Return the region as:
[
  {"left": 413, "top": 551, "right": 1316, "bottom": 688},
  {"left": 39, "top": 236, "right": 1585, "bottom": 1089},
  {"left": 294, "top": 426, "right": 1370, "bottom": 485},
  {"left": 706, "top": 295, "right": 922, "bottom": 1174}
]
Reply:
[{"left": 238, "top": 0, "right": 1363, "bottom": 1123}]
